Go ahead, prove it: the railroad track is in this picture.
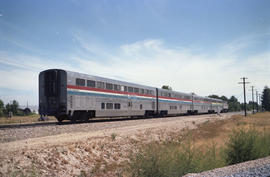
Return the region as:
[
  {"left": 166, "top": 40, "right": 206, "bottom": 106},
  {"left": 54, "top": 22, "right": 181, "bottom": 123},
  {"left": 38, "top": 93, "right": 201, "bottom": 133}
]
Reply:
[
  {"left": 0, "top": 112, "right": 242, "bottom": 130},
  {"left": 0, "top": 115, "right": 166, "bottom": 129}
]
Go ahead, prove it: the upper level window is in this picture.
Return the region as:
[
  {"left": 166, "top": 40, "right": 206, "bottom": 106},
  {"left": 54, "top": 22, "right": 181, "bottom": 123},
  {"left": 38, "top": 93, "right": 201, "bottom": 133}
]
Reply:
[
  {"left": 76, "top": 78, "right": 85, "bottom": 86},
  {"left": 128, "top": 87, "right": 133, "bottom": 93},
  {"left": 106, "top": 83, "right": 113, "bottom": 90},
  {"left": 134, "top": 88, "right": 139, "bottom": 93},
  {"left": 114, "top": 84, "right": 121, "bottom": 91},
  {"left": 87, "top": 80, "right": 96, "bottom": 88},
  {"left": 97, "top": 81, "right": 105, "bottom": 89},
  {"left": 184, "top": 96, "right": 191, "bottom": 100},
  {"left": 140, "top": 89, "right": 144, "bottom": 94}
]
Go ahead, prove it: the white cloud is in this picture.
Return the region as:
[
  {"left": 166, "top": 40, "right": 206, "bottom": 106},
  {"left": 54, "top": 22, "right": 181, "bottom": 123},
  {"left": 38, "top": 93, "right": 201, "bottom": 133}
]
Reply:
[
  {"left": 71, "top": 37, "right": 269, "bottom": 102},
  {"left": 0, "top": 36, "right": 269, "bottom": 105}
]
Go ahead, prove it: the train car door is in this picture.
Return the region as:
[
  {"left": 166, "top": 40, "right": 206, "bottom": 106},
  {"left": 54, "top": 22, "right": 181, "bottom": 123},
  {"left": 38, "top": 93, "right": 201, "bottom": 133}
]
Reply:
[{"left": 127, "top": 94, "right": 133, "bottom": 114}]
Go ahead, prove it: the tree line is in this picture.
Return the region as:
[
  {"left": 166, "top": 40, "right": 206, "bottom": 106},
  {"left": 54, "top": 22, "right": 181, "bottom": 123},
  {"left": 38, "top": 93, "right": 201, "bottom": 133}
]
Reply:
[
  {"left": 209, "top": 86, "right": 270, "bottom": 112},
  {"left": 162, "top": 85, "right": 270, "bottom": 112},
  {"left": 0, "top": 99, "right": 28, "bottom": 117}
]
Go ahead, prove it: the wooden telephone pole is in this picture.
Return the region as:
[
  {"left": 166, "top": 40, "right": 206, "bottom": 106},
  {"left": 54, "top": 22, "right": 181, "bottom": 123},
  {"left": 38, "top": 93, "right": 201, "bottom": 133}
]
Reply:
[{"left": 239, "top": 77, "right": 250, "bottom": 116}]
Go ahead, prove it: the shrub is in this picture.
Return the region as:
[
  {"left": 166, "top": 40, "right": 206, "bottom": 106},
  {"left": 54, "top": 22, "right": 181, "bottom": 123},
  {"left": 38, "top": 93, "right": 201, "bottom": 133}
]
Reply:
[
  {"left": 129, "top": 139, "right": 223, "bottom": 177},
  {"left": 0, "top": 109, "right": 4, "bottom": 117},
  {"left": 111, "top": 133, "right": 117, "bottom": 141},
  {"left": 224, "top": 129, "right": 270, "bottom": 165}
]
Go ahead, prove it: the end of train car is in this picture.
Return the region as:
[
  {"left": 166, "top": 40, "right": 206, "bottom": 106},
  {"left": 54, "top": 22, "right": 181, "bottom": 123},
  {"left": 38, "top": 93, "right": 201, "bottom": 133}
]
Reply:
[{"left": 39, "top": 69, "right": 68, "bottom": 122}]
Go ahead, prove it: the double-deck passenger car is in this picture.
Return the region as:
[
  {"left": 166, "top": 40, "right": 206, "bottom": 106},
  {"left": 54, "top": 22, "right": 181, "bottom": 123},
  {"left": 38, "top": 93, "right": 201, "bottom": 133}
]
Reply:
[{"left": 39, "top": 69, "right": 228, "bottom": 123}]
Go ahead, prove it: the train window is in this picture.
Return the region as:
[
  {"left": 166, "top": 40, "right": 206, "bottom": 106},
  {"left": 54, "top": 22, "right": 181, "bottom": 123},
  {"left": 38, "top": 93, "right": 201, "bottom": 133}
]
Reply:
[
  {"left": 150, "top": 90, "right": 154, "bottom": 95},
  {"left": 106, "top": 103, "right": 113, "bottom": 109},
  {"left": 87, "top": 80, "right": 96, "bottom": 88},
  {"left": 97, "top": 81, "right": 105, "bottom": 89},
  {"left": 101, "top": 103, "right": 105, "bottom": 109},
  {"left": 114, "top": 103, "right": 121, "bottom": 109},
  {"left": 106, "top": 83, "right": 113, "bottom": 90},
  {"left": 76, "top": 78, "right": 85, "bottom": 86},
  {"left": 140, "top": 89, "right": 144, "bottom": 94},
  {"left": 184, "top": 96, "right": 190, "bottom": 100},
  {"left": 128, "top": 87, "right": 133, "bottom": 92},
  {"left": 168, "top": 93, "right": 171, "bottom": 97},
  {"left": 140, "top": 104, "right": 143, "bottom": 109},
  {"left": 134, "top": 88, "right": 139, "bottom": 93},
  {"left": 114, "top": 84, "right": 121, "bottom": 91},
  {"left": 124, "top": 86, "right": 127, "bottom": 92},
  {"left": 146, "top": 90, "right": 150, "bottom": 95},
  {"left": 170, "top": 106, "right": 177, "bottom": 110}
]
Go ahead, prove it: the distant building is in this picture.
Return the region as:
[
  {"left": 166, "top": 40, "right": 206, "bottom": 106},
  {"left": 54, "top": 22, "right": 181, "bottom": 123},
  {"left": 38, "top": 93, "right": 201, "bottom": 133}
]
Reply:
[{"left": 18, "top": 105, "right": 38, "bottom": 114}]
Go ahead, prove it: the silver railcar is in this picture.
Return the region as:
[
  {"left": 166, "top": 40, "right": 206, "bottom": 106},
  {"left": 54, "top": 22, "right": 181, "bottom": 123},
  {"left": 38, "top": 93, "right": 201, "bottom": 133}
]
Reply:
[{"left": 39, "top": 69, "right": 228, "bottom": 123}]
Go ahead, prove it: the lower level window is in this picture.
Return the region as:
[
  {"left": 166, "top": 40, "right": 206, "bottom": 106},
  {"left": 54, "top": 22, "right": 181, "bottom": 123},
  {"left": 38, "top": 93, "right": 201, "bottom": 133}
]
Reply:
[
  {"left": 170, "top": 106, "right": 177, "bottom": 110},
  {"left": 114, "top": 103, "right": 121, "bottom": 109},
  {"left": 101, "top": 103, "right": 105, "bottom": 109},
  {"left": 106, "top": 103, "right": 113, "bottom": 109}
]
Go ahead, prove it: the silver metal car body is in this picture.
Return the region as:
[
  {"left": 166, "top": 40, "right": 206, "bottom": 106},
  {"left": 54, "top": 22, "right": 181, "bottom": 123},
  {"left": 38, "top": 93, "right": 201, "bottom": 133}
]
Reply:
[{"left": 39, "top": 69, "right": 228, "bottom": 122}]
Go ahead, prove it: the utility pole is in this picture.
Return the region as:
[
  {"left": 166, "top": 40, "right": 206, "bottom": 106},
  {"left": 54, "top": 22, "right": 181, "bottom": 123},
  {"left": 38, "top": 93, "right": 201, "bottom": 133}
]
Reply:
[
  {"left": 256, "top": 91, "right": 259, "bottom": 112},
  {"left": 258, "top": 93, "right": 261, "bottom": 112},
  {"left": 250, "top": 86, "right": 255, "bottom": 114},
  {"left": 238, "top": 77, "right": 250, "bottom": 117}
]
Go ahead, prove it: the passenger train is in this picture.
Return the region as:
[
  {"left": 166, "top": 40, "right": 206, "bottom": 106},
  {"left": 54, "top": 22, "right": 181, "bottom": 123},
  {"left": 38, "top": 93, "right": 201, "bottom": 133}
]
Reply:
[{"left": 39, "top": 69, "right": 228, "bottom": 123}]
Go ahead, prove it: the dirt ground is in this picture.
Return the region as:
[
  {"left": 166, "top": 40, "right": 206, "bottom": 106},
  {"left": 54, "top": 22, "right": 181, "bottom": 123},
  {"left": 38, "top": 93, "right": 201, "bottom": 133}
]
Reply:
[{"left": 0, "top": 113, "right": 239, "bottom": 176}]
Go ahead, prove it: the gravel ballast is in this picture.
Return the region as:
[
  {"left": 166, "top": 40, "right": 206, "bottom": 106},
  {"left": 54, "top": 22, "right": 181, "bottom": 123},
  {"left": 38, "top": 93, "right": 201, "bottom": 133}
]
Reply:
[{"left": 0, "top": 113, "right": 237, "bottom": 143}]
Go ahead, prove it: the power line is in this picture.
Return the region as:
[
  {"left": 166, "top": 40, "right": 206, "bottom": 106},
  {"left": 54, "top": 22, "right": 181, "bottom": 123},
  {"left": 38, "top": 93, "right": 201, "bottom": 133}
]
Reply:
[{"left": 238, "top": 77, "right": 250, "bottom": 117}]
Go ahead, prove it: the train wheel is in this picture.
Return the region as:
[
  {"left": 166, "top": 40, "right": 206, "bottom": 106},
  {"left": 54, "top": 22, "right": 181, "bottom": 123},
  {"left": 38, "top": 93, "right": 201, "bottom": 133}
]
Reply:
[
  {"left": 71, "top": 116, "right": 77, "bottom": 123},
  {"left": 57, "top": 118, "right": 63, "bottom": 124},
  {"left": 56, "top": 115, "right": 64, "bottom": 124},
  {"left": 81, "top": 112, "right": 89, "bottom": 122}
]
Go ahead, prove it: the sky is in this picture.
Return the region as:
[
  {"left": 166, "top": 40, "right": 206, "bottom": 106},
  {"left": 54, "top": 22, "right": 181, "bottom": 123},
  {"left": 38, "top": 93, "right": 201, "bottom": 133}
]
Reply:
[{"left": 0, "top": 0, "right": 269, "bottom": 106}]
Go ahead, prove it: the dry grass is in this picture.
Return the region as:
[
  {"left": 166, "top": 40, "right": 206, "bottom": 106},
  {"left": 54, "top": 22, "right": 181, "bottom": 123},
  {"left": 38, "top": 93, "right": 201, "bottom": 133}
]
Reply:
[
  {"left": 0, "top": 114, "right": 56, "bottom": 124},
  {"left": 190, "top": 112, "right": 270, "bottom": 149},
  {"left": 129, "top": 112, "right": 270, "bottom": 176}
]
